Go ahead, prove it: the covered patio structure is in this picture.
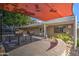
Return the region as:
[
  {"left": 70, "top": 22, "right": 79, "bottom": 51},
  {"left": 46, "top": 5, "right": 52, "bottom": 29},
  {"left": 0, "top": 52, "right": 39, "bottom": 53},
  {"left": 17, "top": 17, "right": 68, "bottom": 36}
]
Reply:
[
  {"left": 17, "top": 16, "right": 75, "bottom": 40},
  {"left": 0, "top": 3, "right": 77, "bottom": 55}
]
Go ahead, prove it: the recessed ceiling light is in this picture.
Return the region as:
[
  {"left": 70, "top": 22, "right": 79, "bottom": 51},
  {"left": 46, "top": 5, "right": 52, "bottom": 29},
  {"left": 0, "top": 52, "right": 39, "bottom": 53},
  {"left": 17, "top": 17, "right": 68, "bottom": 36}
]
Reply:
[
  {"left": 50, "top": 9, "right": 56, "bottom": 12},
  {"left": 35, "top": 4, "right": 39, "bottom": 9},
  {"left": 36, "top": 9, "right": 40, "bottom": 12}
]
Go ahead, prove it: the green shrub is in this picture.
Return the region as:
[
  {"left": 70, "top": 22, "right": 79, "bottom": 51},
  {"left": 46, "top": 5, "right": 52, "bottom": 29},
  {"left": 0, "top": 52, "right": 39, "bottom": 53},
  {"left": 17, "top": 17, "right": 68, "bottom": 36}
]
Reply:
[
  {"left": 54, "top": 33, "right": 72, "bottom": 42},
  {"left": 77, "top": 39, "right": 79, "bottom": 47}
]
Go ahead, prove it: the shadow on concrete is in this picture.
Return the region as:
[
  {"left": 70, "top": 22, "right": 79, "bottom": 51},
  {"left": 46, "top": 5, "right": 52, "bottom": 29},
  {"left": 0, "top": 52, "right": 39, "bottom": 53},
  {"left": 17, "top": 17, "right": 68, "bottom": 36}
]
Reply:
[
  {"left": 2, "top": 36, "right": 41, "bottom": 52},
  {"left": 46, "top": 39, "right": 58, "bottom": 51}
]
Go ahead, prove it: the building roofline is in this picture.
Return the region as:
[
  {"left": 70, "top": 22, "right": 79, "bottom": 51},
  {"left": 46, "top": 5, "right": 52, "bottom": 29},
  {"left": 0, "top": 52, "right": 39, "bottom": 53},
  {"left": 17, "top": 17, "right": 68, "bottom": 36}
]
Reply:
[
  {"left": 43, "top": 16, "right": 75, "bottom": 24},
  {"left": 18, "top": 16, "right": 75, "bottom": 28}
]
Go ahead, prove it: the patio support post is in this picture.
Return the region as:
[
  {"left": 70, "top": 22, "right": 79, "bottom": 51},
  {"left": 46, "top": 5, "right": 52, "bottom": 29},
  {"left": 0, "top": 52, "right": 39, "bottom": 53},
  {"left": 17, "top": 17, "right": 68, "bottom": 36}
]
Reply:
[
  {"left": 74, "top": 16, "right": 77, "bottom": 50},
  {"left": 44, "top": 24, "right": 48, "bottom": 39}
]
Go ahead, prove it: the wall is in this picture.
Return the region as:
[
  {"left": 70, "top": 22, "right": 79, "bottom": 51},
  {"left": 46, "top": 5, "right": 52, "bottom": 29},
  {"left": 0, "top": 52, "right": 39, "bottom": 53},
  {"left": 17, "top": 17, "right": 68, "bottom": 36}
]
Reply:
[{"left": 46, "top": 24, "right": 74, "bottom": 38}]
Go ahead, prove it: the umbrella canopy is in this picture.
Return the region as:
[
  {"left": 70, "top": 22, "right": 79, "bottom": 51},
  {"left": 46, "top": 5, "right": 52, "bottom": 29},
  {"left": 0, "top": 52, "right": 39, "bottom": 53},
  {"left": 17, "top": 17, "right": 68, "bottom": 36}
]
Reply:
[{"left": 0, "top": 3, "right": 73, "bottom": 21}]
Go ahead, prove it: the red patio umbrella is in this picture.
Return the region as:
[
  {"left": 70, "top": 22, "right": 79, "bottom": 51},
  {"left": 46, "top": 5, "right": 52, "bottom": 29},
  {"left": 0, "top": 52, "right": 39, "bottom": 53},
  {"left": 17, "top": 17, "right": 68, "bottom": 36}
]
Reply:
[{"left": 0, "top": 3, "right": 73, "bottom": 21}]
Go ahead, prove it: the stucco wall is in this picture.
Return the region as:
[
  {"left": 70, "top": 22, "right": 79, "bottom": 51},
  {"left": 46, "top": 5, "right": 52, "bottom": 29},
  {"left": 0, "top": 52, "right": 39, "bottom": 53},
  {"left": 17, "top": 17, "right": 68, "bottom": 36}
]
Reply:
[
  {"left": 47, "top": 26, "right": 54, "bottom": 38},
  {"left": 46, "top": 24, "right": 74, "bottom": 38}
]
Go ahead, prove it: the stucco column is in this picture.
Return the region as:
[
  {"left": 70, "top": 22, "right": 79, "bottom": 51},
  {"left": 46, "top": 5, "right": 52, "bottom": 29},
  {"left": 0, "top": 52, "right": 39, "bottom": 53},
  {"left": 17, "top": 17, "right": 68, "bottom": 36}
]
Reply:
[
  {"left": 74, "top": 16, "right": 77, "bottom": 49},
  {"left": 43, "top": 24, "right": 47, "bottom": 39}
]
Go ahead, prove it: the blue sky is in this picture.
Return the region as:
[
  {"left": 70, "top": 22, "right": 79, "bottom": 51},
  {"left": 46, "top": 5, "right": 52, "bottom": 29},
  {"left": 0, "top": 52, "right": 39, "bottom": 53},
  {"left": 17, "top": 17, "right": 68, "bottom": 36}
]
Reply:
[
  {"left": 32, "top": 18, "right": 38, "bottom": 21},
  {"left": 73, "top": 3, "right": 79, "bottom": 23}
]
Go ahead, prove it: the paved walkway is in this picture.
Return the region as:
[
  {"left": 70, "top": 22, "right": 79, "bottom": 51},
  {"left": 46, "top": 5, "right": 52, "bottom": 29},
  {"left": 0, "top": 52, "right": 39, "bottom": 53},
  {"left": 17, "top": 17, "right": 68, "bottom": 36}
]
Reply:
[{"left": 8, "top": 39, "right": 67, "bottom": 56}]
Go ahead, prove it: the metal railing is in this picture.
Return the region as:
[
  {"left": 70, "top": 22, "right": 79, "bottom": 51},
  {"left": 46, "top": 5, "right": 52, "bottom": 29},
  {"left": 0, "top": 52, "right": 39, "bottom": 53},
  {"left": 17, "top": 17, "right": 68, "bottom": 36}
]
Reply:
[{"left": 1, "top": 33, "right": 41, "bottom": 52}]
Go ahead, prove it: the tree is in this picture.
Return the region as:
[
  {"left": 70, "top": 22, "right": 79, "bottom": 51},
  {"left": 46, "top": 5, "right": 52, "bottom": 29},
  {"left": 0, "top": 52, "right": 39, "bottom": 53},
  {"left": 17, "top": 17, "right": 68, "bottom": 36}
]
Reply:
[
  {"left": 0, "top": 9, "right": 33, "bottom": 26},
  {"left": 0, "top": 9, "right": 35, "bottom": 35}
]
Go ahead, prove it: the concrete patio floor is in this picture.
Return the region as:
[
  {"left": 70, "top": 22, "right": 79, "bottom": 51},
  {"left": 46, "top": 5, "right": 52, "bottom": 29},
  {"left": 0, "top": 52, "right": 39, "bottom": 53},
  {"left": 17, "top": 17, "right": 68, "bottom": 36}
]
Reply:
[{"left": 8, "top": 39, "right": 67, "bottom": 56}]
